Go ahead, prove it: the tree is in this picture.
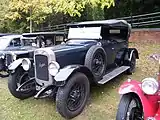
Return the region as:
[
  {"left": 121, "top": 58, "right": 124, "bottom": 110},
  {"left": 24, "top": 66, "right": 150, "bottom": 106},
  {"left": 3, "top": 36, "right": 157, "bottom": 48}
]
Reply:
[
  {"left": 6, "top": 0, "right": 53, "bottom": 32},
  {"left": 0, "top": 0, "right": 9, "bottom": 32},
  {"left": 5, "top": 0, "right": 115, "bottom": 32},
  {"left": 52, "top": 0, "right": 115, "bottom": 17}
]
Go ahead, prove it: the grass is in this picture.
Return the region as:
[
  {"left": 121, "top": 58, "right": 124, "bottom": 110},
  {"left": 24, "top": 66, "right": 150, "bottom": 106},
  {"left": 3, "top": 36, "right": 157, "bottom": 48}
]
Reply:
[{"left": 0, "top": 43, "right": 160, "bottom": 120}]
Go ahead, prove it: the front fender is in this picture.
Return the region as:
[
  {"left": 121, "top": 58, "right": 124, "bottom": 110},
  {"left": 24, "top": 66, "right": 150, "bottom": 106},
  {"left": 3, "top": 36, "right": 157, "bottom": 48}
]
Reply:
[
  {"left": 54, "top": 65, "right": 94, "bottom": 86},
  {"left": 8, "top": 58, "right": 23, "bottom": 70},
  {"left": 119, "top": 80, "right": 142, "bottom": 95},
  {"left": 119, "top": 80, "right": 158, "bottom": 119}
]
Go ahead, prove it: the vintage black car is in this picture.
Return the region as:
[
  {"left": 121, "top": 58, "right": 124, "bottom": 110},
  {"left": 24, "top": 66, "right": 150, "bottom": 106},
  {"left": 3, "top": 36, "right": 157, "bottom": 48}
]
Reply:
[
  {"left": 0, "top": 35, "right": 22, "bottom": 76},
  {"left": 0, "top": 32, "right": 66, "bottom": 77},
  {"left": 8, "top": 20, "right": 139, "bottom": 119}
]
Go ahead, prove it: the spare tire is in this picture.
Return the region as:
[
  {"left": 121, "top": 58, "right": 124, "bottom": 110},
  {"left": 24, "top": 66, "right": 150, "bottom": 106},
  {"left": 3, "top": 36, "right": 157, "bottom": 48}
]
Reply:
[{"left": 85, "top": 45, "right": 107, "bottom": 81}]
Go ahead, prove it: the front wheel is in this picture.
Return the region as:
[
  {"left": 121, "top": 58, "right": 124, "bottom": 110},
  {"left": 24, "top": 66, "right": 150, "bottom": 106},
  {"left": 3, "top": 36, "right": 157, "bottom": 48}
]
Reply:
[
  {"left": 116, "top": 94, "right": 143, "bottom": 120},
  {"left": 0, "top": 72, "right": 9, "bottom": 78},
  {"left": 8, "top": 67, "right": 36, "bottom": 100},
  {"left": 56, "top": 72, "right": 90, "bottom": 119}
]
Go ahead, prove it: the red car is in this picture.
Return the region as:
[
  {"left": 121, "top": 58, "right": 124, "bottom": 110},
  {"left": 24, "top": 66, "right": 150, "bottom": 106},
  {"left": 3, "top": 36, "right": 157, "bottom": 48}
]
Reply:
[{"left": 116, "top": 54, "right": 160, "bottom": 120}]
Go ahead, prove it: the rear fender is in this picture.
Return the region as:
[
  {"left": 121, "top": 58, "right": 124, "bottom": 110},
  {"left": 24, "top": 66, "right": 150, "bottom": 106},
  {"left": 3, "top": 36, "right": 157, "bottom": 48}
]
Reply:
[
  {"left": 115, "top": 48, "right": 139, "bottom": 65},
  {"left": 119, "top": 80, "right": 158, "bottom": 118},
  {"left": 8, "top": 59, "right": 23, "bottom": 71},
  {"left": 126, "top": 48, "right": 139, "bottom": 61},
  {"left": 54, "top": 65, "right": 94, "bottom": 86}
]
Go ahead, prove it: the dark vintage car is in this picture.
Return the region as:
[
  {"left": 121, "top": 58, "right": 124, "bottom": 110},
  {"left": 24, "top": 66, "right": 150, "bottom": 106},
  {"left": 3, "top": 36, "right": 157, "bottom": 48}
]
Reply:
[
  {"left": 8, "top": 20, "right": 139, "bottom": 119},
  {"left": 0, "top": 35, "right": 22, "bottom": 76},
  {"left": 0, "top": 32, "right": 66, "bottom": 77}
]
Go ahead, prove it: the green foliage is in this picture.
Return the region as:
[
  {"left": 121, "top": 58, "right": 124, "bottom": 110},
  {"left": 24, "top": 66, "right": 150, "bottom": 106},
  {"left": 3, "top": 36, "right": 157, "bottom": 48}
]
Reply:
[
  {"left": 0, "top": 0, "right": 9, "bottom": 32},
  {"left": 0, "top": 0, "right": 9, "bottom": 20},
  {"left": 52, "top": 0, "right": 115, "bottom": 17},
  {"left": 1, "top": 0, "right": 114, "bottom": 32},
  {"left": 2, "top": 0, "right": 160, "bottom": 33},
  {"left": 0, "top": 0, "right": 28, "bottom": 33},
  {"left": 6, "top": 0, "right": 53, "bottom": 24},
  {"left": 6, "top": 0, "right": 115, "bottom": 21}
]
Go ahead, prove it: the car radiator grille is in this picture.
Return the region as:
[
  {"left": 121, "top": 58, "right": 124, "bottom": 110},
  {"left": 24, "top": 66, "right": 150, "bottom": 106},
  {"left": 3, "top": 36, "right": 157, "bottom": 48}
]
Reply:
[
  {"left": 35, "top": 55, "right": 49, "bottom": 81},
  {"left": 6, "top": 54, "right": 13, "bottom": 66}
]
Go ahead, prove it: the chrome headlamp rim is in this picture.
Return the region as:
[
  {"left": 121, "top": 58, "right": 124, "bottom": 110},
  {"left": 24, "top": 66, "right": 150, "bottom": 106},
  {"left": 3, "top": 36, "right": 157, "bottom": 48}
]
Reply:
[
  {"left": 48, "top": 61, "right": 60, "bottom": 76},
  {"left": 22, "top": 58, "right": 31, "bottom": 71},
  {"left": 141, "top": 77, "right": 159, "bottom": 95}
]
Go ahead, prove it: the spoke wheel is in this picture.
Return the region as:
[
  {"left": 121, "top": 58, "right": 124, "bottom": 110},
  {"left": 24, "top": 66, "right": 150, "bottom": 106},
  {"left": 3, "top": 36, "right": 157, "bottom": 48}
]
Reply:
[
  {"left": 129, "top": 107, "right": 143, "bottom": 120},
  {"left": 17, "top": 72, "right": 34, "bottom": 94},
  {"left": 67, "top": 83, "right": 85, "bottom": 111},
  {"left": 56, "top": 72, "right": 90, "bottom": 119},
  {"left": 127, "top": 99, "right": 143, "bottom": 120},
  {"left": 92, "top": 52, "right": 105, "bottom": 76},
  {"left": 116, "top": 94, "right": 143, "bottom": 120}
]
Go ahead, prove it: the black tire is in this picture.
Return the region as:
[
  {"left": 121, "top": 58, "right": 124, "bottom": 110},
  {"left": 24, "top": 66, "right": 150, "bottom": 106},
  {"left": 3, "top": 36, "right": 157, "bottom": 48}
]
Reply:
[
  {"left": 8, "top": 67, "right": 36, "bottom": 100},
  {"left": 0, "top": 72, "right": 9, "bottom": 78},
  {"left": 85, "top": 45, "right": 106, "bottom": 80},
  {"left": 127, "top": 53, "right": 136, "bottom": 75},
  {"left": 116, "top": 94, "right": 143, "bottom": 120},
  {"left": 56, "top": 72, "right": 90, "bottom": 119}
]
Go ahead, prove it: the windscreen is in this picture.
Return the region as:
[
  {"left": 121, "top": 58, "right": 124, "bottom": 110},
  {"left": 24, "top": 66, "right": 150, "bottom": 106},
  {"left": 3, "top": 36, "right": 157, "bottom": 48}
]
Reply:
[
  {"left": 0, "top": 37, "right": 12, "bottom": 50},
  {"left": 21, "top": 37, "right": 39, "bottom": 47},
  {"left": 68, "top": 27, "right": 102, "bottom": 39}
]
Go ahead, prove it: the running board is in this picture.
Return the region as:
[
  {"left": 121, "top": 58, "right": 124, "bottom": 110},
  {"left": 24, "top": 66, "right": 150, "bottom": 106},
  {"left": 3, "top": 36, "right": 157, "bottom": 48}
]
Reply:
[{"left": 98, "top": 66, "right": 130, "bottom": 84}]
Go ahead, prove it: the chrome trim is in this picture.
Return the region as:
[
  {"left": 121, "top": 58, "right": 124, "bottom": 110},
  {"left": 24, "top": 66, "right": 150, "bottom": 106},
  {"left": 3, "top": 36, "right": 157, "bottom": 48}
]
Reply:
[
  {"left": 34, "top": 48, "right": 56, "bottom": 86},
  {"left": 48, "top": 61, "right": 60, "bottom": 76},
  {"left": 22, "top": 58, "right": 31, "bottom": 71},
  {"left": 129, "top": 50, "right": 134, "bottom": 61}
]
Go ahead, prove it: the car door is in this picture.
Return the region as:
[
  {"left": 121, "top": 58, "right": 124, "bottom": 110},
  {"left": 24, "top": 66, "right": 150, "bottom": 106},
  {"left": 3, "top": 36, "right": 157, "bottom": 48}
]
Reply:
[
  {"left": 101, "top": 39, "right": 117, "bottom": 68},
  {"left": 110, "top": 29, "right": 128, "bottom": 62},
  {"left": 101, "top": 28, "right": 128, "bottom": 68},
  {"left": 100, "top": 27, "right": 118, "bottom": 68}
]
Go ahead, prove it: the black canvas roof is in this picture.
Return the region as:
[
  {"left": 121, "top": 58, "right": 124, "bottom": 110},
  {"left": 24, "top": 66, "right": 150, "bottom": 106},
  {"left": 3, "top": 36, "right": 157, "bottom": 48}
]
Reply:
[
  {"left": 0, "top": 33, "right": 14, "bottom": 37},
  {"left": 67, "top": 19, "right": 131, "bottom": 28},
  {"left": 22, "top": 31, "right": 66, "bottom": 37}
]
